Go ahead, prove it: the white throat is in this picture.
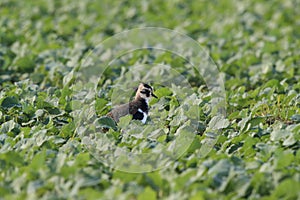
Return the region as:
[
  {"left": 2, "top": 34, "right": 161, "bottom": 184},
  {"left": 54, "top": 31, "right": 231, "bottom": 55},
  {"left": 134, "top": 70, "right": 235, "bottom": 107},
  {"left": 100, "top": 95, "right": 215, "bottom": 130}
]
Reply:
[{"left": 145, "top": 98, "right": 149, "bottom": 105}]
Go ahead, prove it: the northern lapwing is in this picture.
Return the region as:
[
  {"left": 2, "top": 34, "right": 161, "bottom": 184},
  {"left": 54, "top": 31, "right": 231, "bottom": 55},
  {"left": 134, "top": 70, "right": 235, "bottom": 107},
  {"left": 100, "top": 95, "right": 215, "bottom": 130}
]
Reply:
[{"left": 107, "top": 83, "right": 157, "bottom": 124}]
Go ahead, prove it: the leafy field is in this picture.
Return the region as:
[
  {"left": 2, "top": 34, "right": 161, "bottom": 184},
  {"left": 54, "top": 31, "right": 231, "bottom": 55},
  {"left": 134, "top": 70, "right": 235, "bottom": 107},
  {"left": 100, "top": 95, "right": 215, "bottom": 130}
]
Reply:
[{"left": 1, "top": 0, "right": 300, "bottom": 199}]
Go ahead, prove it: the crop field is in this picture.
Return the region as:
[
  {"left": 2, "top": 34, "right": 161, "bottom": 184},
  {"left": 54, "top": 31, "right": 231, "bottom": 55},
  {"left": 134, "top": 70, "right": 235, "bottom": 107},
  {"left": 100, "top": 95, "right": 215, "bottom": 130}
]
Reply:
[{"left": 0, "top": 0, "right": 300, "bottom": 199}]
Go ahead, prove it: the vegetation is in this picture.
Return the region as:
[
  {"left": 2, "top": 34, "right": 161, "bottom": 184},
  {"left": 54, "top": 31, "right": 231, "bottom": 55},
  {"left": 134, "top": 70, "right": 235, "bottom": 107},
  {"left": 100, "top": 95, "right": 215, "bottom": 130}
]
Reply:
[{"left": 0, "top": 0, "right": 299, "bottom": 199}]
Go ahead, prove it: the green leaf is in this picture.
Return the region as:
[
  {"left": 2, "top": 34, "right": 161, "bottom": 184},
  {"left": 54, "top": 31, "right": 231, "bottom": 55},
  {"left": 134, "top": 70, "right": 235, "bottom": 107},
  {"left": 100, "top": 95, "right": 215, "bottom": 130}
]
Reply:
[
  {"left": 79, "top": 188, "right": 103, "bottom": 199},
  {"left": 154, "top": 87, "right": 172, "bottom": 98},
  {"left": 36, "top": 100, "right": 60, "bottom": 115},
  {"left": 15, "top": 56, "right": 35, "bottom": 73},
  {"left": 75, "top": 152, "right": 90, "bottom": 167},
  {"left": 291, "top": 114, "right": 300, "bottom": 122},
  {"left": 275, "top": 150, "right": 294, "bottom": 170},
  {"left": 95, "top": 98, "right": 108, "bottom": 115},
  {"left": 0, "top": 120, "right": 19, "bottom": 133},
  {"left": 59, "top": 122, "right": 75, "bottom": 138},
  {"left": 97, "top": 116, "right": 117, "bottom": 130},
  {"left": 29, "top": 149, "right": 46, "bottom": 170},
  {"left": 208, "top": 115, "right": 229, "bottom": 130},
  {"left": 272, "top": 179, "right": 300, "bottom": 199},
  {"left": 118, "top": 115, "right": 132, "bottom": 128},
  {"left": 1, "top": 151, "right": 24, "bottom": 167},
  {"left": 283, "top": 134, "right": 297, "bottom": 147},
  {"left": 137, "top": 187, "right": 157, "bottom": 200},
  {"left": 270, "top": 130, "right": 291, "bottom": 141},
  {"left": 1, "top": 96, "right": 20, "bottom": 108},
  {"left": 190, "top": 191, "right": 205, "bottom": 200}
]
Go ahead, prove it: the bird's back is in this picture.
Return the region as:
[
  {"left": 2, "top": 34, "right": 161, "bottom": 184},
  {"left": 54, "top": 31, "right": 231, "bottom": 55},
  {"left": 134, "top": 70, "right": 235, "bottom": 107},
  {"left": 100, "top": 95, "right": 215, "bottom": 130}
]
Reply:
[{"left": 107, "top": 103, "right": 130, "bottom": 123}]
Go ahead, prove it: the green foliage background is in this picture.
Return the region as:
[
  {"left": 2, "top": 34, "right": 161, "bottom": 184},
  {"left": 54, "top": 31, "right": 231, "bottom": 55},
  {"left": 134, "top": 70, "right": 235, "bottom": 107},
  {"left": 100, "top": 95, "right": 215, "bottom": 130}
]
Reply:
[{"left": 0, "top": 0, "right": 300, "bottom": 199}]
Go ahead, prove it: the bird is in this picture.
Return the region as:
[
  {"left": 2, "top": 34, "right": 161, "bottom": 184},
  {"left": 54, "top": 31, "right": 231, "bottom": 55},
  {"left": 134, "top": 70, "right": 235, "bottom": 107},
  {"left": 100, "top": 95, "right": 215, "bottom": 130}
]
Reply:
[{"left": 107, "top": 83, "right": 158, "bottom": 124}]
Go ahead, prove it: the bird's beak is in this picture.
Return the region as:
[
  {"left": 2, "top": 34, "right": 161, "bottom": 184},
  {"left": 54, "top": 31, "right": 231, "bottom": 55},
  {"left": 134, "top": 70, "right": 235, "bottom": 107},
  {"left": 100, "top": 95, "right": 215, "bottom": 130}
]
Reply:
[{"left": 151, "top": 92, "right": 158, "bottom": 98}]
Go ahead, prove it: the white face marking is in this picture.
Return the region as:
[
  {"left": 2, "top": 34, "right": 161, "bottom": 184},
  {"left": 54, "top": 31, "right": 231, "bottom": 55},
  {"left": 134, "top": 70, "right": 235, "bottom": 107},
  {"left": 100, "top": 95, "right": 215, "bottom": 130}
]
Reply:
[{"left": 138, "top": 108, "right": 147, "bottom": 124}]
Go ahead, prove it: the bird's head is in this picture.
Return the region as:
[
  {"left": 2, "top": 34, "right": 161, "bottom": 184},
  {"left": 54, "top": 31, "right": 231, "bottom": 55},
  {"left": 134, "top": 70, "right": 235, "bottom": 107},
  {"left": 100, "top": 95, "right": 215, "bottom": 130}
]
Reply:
[{"left": 135, "top": 83, "right": 158, "bottom": 101}]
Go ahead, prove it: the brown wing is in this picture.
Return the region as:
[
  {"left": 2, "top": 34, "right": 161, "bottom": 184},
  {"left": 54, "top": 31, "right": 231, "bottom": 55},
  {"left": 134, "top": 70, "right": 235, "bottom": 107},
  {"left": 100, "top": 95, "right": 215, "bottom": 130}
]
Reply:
[
  {"left": 129, "top": 100, "right": 142, "bottom": 115},
  {"left": 107, "top": 103, "right": 130, "bottom": 122}
]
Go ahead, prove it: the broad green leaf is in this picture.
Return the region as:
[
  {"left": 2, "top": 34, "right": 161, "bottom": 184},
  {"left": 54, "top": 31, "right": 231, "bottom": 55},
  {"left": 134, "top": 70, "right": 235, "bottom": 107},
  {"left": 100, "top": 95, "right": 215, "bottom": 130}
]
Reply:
[
  {"left": 118, "top": 115, "right": 133, "bottom": 128},
  {"left": 208, "top": 115, "right": 229, "bottom": 130},
  {"left": 275, "top": 150, "right": 294, "bottom": 170},
  {"left": 29, "top": 149, "right": 46, "bottom": 170},
  {"left": 1, "top": 151, "right": 24, "bottom": 167},
  {"left": 97, "top": 116, "right": 117, "bottom": 130},
  {"left": 1, "top": 96, "right": 20, "bottom": 108},
  {"left": 0, "top": 120, "right": 19, "bottom": 133},
  {"left": 137, "top": 187, "right": 157, "bottom": 200},
  {"left": 15, "top": 57, "right": 35, "bottom": 73},
  {"left": 270, "top": 130, "right": 291, "bottom": 141},
  {"left": 154, "top": 87, "right": 173, "bottom": 98},
  {"left": 272, "top": 179, "right": 300, "bottom": 199},
  {"left": 79, "top": 188, "right": 103, "bottom": 199},
  {"left": 60, "top": 122, "right": 75, "bottom": 138}
]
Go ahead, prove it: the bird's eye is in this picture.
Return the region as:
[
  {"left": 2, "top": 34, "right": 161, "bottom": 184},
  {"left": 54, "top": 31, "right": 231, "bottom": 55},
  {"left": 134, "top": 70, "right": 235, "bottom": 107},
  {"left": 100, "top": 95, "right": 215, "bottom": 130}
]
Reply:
[
  {"left": 141, "top": 89, "right": 147, "bottom": 93},
  {"left": 140, "top": 89, "right": 150, "bottom": 96}
]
